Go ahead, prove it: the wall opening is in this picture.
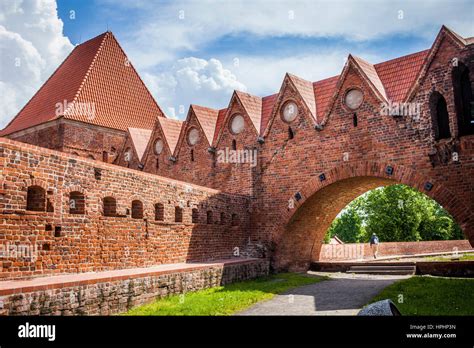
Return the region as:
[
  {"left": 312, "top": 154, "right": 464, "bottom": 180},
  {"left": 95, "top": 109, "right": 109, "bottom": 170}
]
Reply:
[
  {"left": 430, "top": 92, "right": 451, "bottom": 140},
  {"left": 452, "top": 63, "right": 474, "bottom": 136},
  {"left": 26, "top": 186, "right": 46, "bottom": 212},
  {"left": 103, "top": 196, "right": 117, "bottom": 217},
  {"left": 69, "top": 191, "right": 85, "bottom": 214},
  {"left": 131, "top": 200, "right": 144, "bottom": 219},
  {"left": 207, "top": 211, "right": 213, "bottom": 224},
  {"left": 276, "top": 176, "right": 467, "bottom": 271},
  {"left": 155, "top": 203, "right": 164, "bottom": 221},
  {"left": 192, "top": 208, "right": 199, "bottom": 223},
  {"left": 175, "top": 206, "right": 183, "bottom": 223},
  {"left": 231, "top": 213, "right": 238, "bottom": 226}
]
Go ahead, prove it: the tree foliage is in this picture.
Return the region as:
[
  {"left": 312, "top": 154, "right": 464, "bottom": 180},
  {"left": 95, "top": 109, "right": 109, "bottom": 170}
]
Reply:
[{"left": 324, "top": 184, "right": 464, "bottom": 243}]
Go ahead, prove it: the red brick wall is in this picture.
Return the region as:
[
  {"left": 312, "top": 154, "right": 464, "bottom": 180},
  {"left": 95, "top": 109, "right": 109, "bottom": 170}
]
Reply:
[
  {"left": 0, "top": 138, "right": 251, "bottom": 280},
  {"left": 319, "top": 240, "right": 472, "bottom": 261}
]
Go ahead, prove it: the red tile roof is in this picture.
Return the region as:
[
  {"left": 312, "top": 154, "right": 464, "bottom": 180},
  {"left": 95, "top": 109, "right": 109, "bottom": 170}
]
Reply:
[
  {"left": 313, "top": 75, "right": 339, "bottom": 119},
  {"left": 351, "top": 55, "right": 388, "bottom": 101},
  {"left": 128, "top": 128, "right": 152, "bottom": 161},
  {"left": 1, "top": 32, "right": 164, "bottom": 136},
  {"left": 191, "top": 105, "right": 220, "bottom": 145},
  {"left": 213, "top": 108, "right": 228, "bottom": 145},
  {"left": 260, "top": 94, "right": 278, "bottom": 134},
  {"left": 375, "top": 50, "right": 429, "bottom": 102},
  {"left": 158, "top": 117, "right": 183, "bottom": 154},
  {"left": 287, "top": 74, "right": 317, "bottom": 119},
  {"left": 235, "top": 91, "right": 262, "bottom": 133}
]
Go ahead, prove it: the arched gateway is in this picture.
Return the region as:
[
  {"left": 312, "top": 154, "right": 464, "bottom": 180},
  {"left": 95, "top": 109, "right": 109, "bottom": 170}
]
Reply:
[{"left": 272, "top": 161, "right": 474, "bottom": 271}]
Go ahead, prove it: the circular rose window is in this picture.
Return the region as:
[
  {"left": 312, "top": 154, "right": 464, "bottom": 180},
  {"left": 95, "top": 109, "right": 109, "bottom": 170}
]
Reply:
[
  {"left": 344, "top": 89, "right": 364, "bottom": 110},
  {"left": 281, "top": 101, "right": 298, "bottom": 123},
  {"left": 154, "top": 139, "right": 164, "bottom": 154},
  {"left": 187, "top": 128, "right": 200, "bottom": 146},
  {"left": 230, "top": 114, "right": 245, "bottom": 134}
]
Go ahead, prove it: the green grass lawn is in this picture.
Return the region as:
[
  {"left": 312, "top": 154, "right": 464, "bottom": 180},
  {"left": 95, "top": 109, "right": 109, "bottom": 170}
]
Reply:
[
  {"left": 124, "top": 273, "right": 326, "bottom": 316},
  {"left": 369, "top": 276, "right": 474, "bottom": 315},
  {"left": 426, "top": 253, "right": 474, "bottom": 261}
]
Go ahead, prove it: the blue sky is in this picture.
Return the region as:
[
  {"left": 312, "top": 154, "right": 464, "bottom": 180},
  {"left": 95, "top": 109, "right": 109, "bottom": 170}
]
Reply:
[{"left": 1, "top": 0, "right": 473, "bottom": 125}]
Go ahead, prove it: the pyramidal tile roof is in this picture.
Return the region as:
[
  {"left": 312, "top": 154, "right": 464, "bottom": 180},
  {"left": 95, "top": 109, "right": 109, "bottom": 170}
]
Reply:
[
  {"left": 1, "top": 31, "right": 164, "bottom": 136},
  {"left": 191, "top": 104, "right": 220, "bottom": 145},
  {"left": 157, "top": 117, "right": 183, "bottom": 154},
  {"left": 128, "top": 128, "right": 152, "bottom": 161},
  {"left": 235, "top": 91, "right": 263, "bottom": 133}
]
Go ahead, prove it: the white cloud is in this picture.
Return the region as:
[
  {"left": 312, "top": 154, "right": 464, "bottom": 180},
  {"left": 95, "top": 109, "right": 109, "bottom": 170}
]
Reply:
[
  {"left": 0, "top": 0, "right": 73, "bottom": 128},
  {"left": 116, "top": 0, "right": 474, "bottom": 68},
  {"left": 143, "top": 57, "right": 246, "bottom": 119}
]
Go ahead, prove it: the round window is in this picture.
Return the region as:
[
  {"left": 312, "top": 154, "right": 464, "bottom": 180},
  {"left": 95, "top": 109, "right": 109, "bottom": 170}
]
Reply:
[
  {"left": 344, "top": 89, "right": 364, "bottom": 110},
  {"left": 187, "top": 128, "right": 200, "bottom": 146},
  {"left": 230, "top": 114, "right": 245, "bottom": 134},
  {"left": 281, "top": 101, "right": 298, "bottom": 123},
  {"left": 154, "top": 139, "right": 164, "bottom": 154}
]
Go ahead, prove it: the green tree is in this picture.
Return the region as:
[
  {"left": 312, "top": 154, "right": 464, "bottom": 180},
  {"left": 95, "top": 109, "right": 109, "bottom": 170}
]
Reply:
[
  {"left": 326, "top": 207, "right": 365, "bottom": 243},
  {"left": 323, "top": 184, "right": 464, "bottom": 243}
]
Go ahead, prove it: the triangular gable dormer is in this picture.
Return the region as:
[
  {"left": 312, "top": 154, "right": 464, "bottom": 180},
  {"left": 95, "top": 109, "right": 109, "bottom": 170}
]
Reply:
[
  {"left": 141, "top": 117, "right": 183, "bottom": 173},
  {"left": 405, "top": 25, "right": 469, "bottom": 102},
  {"left": 117, "top": 127, "right": 152, "bottom": 169},
  {"left": 321, "top": 54, "right": 390, "bottom": 122},
  {"left": 262, "top": 73, "right": 321, "bottom": 137},
  {"left": 214, "top": 91, "right": 262, "bottom": 146},
  {"left": 174, "top": 105, "right": 218, "bottom": 160},
  {"left": 287, "top": 73, "right": 317, "bottom": 120}
]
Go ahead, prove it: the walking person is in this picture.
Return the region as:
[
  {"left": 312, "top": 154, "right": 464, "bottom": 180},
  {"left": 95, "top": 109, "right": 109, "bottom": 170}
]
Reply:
[{"left": 369, "top": 233, "right": 379, "bottom": 259}]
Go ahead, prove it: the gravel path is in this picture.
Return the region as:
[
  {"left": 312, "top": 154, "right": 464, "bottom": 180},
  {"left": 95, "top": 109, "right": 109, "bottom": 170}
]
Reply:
[{"left": 237, "top": 272, "right": 410, "bottom": 316}]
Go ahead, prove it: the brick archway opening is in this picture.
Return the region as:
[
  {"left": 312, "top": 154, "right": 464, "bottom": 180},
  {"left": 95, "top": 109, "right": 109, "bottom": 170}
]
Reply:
[{"left": 273, "top": 175, "right": 473, "bottom": 272}]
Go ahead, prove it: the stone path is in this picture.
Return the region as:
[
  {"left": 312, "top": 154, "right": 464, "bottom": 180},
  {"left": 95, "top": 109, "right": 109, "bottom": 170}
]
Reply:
[{"left": 237, "top": 272, "right": 411, "bottom": 316}]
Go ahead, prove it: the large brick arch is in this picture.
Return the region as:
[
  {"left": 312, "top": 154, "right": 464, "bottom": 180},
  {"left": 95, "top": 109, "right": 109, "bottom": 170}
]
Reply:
[{"left": 273, "top": 161, "right": 474, "bottom": 271}]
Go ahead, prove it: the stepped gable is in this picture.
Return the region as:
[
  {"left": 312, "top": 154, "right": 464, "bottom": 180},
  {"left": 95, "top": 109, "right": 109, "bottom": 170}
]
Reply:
[{"left": 1, "top": 31, "right": 164, "bottom": 136}]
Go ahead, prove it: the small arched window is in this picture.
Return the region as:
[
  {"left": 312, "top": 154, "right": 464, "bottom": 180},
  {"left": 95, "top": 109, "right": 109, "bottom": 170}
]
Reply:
[
  {"left": 231, "top": 213, "right": 239, "bottom": 226},
  {"left": 430, "top": 92, "right": 451, "bottom": 140},
  {"left": 232, "top": 139, "right": 237, "bottom": 150},
  {"left": 131, "top": 200, "right": 144, "bottom": 219},
  {"left": 69, "top": 191, "right": 85, "bottom": 214},
  {"left": 207, "top": 211, "right": 213, "bottom": 224},
  {"left": 26, "top": 186, "right": 46, "bottom": 212},
  {"left": 102, "top": 151, "right": 109, "bottom": 162},
  {"left": 192, "top": 208, "right": 199, "bottom": 223},
  {"left": 154, "top": 203, "right": 164, "bottom": 221},
  {"left": 191, "top": 149, "right": 194, "bottom": 162},
  {"left": 452, "top": 63, "right": 474, "bottom": 136},
  {"left": 175, "top": 206, "right": 183, "bottom": 223},
  {"left": 103, "top": 197, "right": 117, "bottom": 217}
]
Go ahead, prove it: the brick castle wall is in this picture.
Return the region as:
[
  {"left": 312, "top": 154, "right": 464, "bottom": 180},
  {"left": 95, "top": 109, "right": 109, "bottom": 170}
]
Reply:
[
  {"left": 0, "top": 138, "right": 252, "bottom": 280},
  {"left": 319, "top": 239, "right": 473, "bottom": 261}
]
